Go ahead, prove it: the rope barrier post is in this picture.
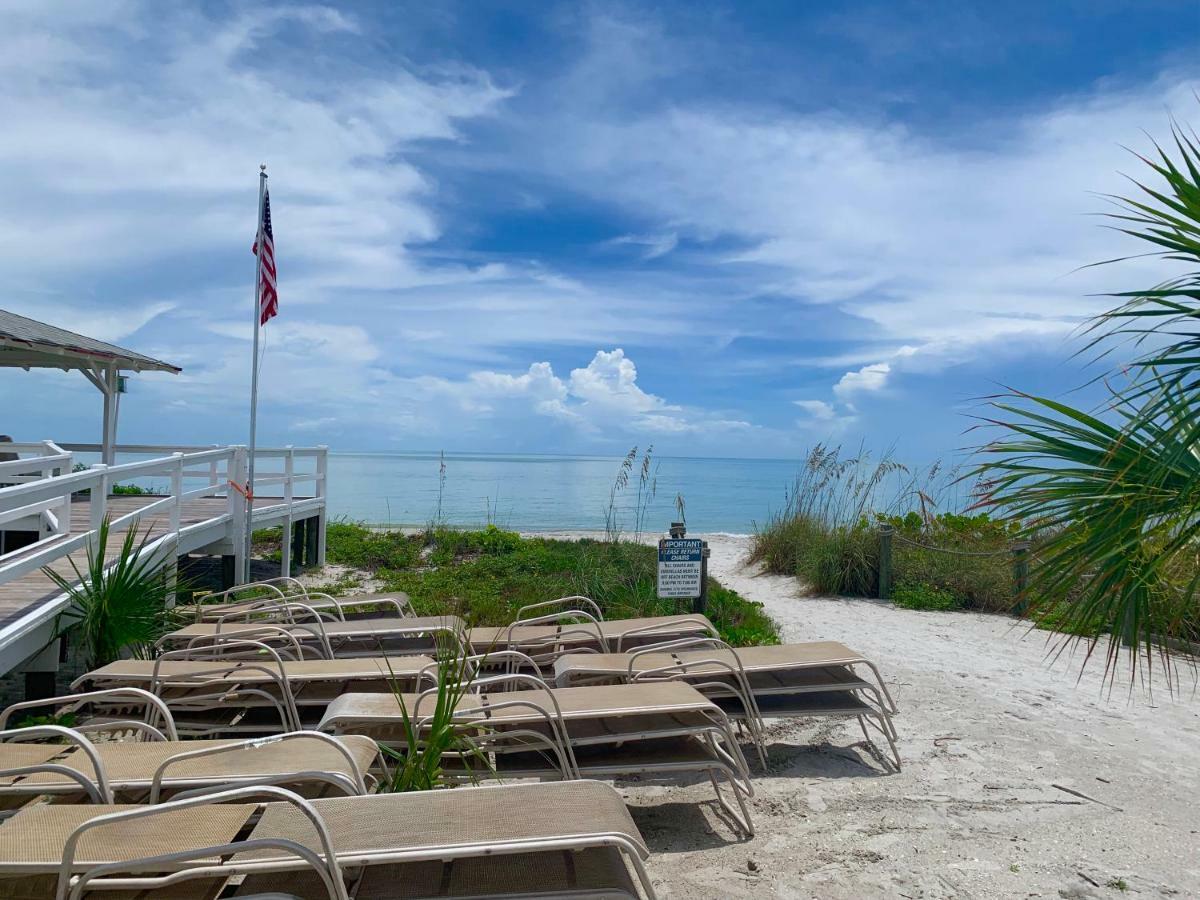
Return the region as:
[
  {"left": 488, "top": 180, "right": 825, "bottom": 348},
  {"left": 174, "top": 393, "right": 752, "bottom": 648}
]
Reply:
[
  {"left": 1012, "top": 540, "right": 1031, "bottom": 615},
  {"left": 878, "top": 524, "right": 894, "bottom": 601}
]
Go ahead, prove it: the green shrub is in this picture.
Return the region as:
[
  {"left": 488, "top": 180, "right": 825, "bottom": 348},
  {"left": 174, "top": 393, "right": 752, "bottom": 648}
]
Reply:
[
  {"left": 325, "top": 520, "right": 422, "bottom": 570},
  {"left": 892, "top": 581, "right": 962, "bottom": 611},
  {"left": 886, "top": 512, "right": 1016, "bottom": 612},
  {"left": 323, "top": 523, "right": 778, "bottom": 646}
]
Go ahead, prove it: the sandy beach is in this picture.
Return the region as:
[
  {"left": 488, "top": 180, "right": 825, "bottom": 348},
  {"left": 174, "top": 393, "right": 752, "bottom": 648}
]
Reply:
[{"left": 589, "top": 533, "right": 1200, "bottom": 899}]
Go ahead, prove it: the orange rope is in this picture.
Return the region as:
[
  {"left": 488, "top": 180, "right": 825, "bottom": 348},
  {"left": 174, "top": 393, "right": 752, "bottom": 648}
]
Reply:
[{"left": 228, "top": 479, "right": 254, "bottom": 501}]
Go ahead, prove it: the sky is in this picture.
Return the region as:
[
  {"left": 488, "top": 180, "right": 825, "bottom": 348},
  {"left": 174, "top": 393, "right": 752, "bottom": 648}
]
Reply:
[{"left": 2, "top": 0, "right": 1199, "bottom": 463}]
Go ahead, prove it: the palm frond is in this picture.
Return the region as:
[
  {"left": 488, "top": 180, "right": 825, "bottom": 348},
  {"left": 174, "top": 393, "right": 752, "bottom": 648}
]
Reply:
[{"left": 45, "top": 517, "right": 177, "bottom": 668}]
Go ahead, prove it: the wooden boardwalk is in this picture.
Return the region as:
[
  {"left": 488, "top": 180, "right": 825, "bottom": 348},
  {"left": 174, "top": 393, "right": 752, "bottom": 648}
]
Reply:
[{"left": 0, "top": 495, "right": 304, "bottom": 632}]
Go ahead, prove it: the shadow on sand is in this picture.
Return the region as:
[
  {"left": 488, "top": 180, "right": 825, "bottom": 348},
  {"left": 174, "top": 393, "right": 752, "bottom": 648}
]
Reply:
[
  {"left": 627, "top": 800, "right": 748, "bottom": 852},
  {"left": 759, "top": 740, "right": 893, "bottom": 778}
]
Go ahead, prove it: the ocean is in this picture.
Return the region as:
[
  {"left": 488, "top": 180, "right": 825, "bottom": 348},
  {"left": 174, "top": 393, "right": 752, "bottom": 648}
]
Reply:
[{"left": 326, "top": 452, "right": 805, "bottom": 534}]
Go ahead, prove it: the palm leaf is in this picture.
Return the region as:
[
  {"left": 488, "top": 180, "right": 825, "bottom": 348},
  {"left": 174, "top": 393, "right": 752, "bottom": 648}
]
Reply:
[{"left": 44, "top": 517, "right": 178, "bottom": 668}]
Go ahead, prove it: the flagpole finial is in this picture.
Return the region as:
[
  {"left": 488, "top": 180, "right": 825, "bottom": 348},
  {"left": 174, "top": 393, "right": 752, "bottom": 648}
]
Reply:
[{"left": 259, "top": 163, "right": 267, "bottom": 175}]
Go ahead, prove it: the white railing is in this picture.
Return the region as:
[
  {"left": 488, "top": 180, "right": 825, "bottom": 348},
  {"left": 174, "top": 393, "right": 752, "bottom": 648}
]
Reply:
[
  {"left": 0, "top": 442, "right": 328, "bottom": 591},
  {"left": 0, "top": 441, "right": 73, "bottom": 539}
]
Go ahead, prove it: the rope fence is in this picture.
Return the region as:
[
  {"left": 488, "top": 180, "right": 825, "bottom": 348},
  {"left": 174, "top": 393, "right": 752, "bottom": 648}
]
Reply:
[{"left": 878, "top": 524, "right": 1031, "bottom": 610}]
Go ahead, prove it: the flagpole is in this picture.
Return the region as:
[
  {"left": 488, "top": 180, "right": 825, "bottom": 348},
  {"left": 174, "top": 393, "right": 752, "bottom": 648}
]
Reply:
[{"left": 243, "top": 164, "right": 268, "bottom": 582}]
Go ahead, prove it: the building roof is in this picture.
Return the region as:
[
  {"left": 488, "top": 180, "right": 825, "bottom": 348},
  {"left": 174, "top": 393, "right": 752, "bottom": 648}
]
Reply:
[{"left": 0, "top": 309, "right": 181, "bottom": 374}]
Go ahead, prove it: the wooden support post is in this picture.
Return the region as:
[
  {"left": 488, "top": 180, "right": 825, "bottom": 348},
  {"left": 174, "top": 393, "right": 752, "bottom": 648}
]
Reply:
[
  {"left": 1012, "top": 540, "right": 1031, "bottom": 615},
  {"left": 291, "top": 518, "right": 306, "bottom": 571},
  {"left": 878, "top": 525, "right": 894, "bottom": 600},
  {"left": 280, "top": 447, "right": 294, "bottom": 577},
  {"left": 305, "top": 516, "right": 319, "bottom": 568}
]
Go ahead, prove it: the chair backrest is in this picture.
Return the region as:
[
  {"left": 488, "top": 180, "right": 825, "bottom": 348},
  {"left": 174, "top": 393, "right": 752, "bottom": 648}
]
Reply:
[
  {"left": 516, "top": 595, "right": 605, "bottom": 623},
  {"left": 151, "top": 641, "right": 303, "bottom": 733},
  {"left": 614, "top": 615, "right": 718, "bottom": 652},
  {"left": 148, "top": 731, "right": 373, "bottom": 803},
  {"left": 0, "top": 687, "right": 178, "bottom": 742},
  {"left": 0, "top": 724, "right": 113, "bottom": 803},
  {"left": 412, "top": 671, "right": 578, "bottom": 780},
  {"left": 58, "top": 785, "right": 349, "bottom": 900}
]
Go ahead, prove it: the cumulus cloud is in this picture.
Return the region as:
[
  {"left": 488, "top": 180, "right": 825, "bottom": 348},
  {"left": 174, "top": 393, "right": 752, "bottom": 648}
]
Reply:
[
  {"left": 402, "top": 348, "right": 748, "bottom": 439},
  {"left": 833, "top": 362, "right": 891, "bottom": 401},
  {"left": 567, "top": 349, "right": 671, "bottom": 415}
]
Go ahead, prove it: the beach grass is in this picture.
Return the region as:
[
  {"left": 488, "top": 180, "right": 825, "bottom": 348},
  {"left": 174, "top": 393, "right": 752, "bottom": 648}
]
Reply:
[{"left": 314, "top": 521, "right": 779, "bottom": 646}]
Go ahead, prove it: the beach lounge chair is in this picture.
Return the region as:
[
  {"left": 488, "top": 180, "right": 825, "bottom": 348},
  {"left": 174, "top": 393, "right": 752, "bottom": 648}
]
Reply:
[
  {"left": 319, "top": 672, "right": 755, "bottom": 836},
  {"left": 158, "top": 610, "right": 466, "bottom": 659},
  {"left": 0, "top": 687, "right": 178, "bottom": 743},
  {"left": 188, "top": 589, "right": 413, "bottom": 625},
  {"left": 0, "top": 724, "right": 379, "bottom": 806},
  {"left": 0, "top": 781, "right": 655, "bottom": 899},
  {"left": 75, "top": 643, "right": 434, "bottom": 737},
  {"left": 176, "top": 576, "right": 411, "bottom": 622},
  {"left": 72, "top": 643, "right": 434, "bottom": 739},
  {"left": 465, "top": 596, "right": 719, "bottom": 668},
  {"left": 553, "top": 639, "right": 901, "bottom": 770}
]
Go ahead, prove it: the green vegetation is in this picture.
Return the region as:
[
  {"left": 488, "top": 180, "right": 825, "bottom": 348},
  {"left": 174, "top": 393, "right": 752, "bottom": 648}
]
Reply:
[
  {"left": 321, "top": 521, "right": 778, "bottom": 646},
  {"left": 376, "top": 639, "right": 490, "bottom": 792},
  {"left": 975, "top": 119, "right": 1200, "bottom": 676},
  {"left": 70, "top": 463, "right": 156, "bottom": 496},
  {"left": 750, "top": 447, "right": 1020, "bottom": 613},
  {"left": 111, "top": 483, "right": 153, "bottom": 495},
  {"left": 892, "top": 581, "right": 960, "bottom": 612},
  {"left": 44, "top": 518, "right": 179, "bottom": 668},
  {"left": 752, "top": 118, "right": 1200, "bottom": 677}
]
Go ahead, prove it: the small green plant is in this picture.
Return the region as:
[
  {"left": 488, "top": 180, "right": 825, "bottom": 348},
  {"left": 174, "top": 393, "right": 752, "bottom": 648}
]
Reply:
[
  {"left": 1009, "top": 863, "right": 1020, "bottom": 874},
  {"left": 434, "top": 450, "right": 447, "bottom": 527},
  {"left": 14, "top": 711, "right": 77, "bottom": 730},
  {"left": 603, "top": 447, "right": 638, "bottom": 543},
  {"left": 1106, "top": 878, "right": 1128, "bottom": 892},
  {"left": 376, "top": 638, "right": 490, "bottom": 792},
  {"left": 45, "top": 517, "right": 180, "bottom": 668},
  {"left": 892, "top": 581, "right": 961, "bottom": 612},
  {"left": 111, "top": 483, "right": 153, "bottom": 495}
]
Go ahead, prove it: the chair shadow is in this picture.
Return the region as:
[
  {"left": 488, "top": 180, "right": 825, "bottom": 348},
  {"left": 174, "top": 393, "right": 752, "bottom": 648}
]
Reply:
[
  {"left": 626, "top": 800, "right": 748, "bottom": 852},
  {"left": 757, "top": 740, "right": 892, "bottom": 779}
]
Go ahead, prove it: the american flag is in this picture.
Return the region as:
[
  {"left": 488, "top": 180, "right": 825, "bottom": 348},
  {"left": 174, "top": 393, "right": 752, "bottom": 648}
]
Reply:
[{"left": 252, "top": 190, "right": 278, "bottom": 325}]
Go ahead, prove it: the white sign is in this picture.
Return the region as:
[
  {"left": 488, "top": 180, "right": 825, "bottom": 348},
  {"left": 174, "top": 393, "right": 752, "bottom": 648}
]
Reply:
[{"left": 657, "top": 538, "right": 703, "bottom": 598}]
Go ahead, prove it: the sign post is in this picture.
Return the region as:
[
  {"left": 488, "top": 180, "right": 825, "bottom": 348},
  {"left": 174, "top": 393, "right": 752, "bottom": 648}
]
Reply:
[{"left": 657, "top": 536, "right": 707, "bottom": 614}]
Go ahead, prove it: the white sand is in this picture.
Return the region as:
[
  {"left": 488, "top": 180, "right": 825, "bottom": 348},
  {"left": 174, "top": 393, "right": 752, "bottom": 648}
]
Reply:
[
  {"left": 605, "top": 533, "right": 1200, "bottom": 899},
  {"left": 311, "top": 529, "right": 1200, "bottom": 896}
]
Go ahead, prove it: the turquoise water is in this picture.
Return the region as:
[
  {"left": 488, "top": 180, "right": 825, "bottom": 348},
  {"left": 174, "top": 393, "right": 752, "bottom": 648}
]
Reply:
[{"left": 326, "top": 452, "right": 804, "bottom": 534}]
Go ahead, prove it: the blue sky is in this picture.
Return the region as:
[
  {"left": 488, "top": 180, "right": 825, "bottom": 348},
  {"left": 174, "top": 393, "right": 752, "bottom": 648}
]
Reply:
[{"left": 2, "top": 0, "right": 1198, "bottom": 463}]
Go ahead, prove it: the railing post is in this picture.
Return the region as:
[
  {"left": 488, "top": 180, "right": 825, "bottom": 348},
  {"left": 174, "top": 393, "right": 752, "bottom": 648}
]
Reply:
[
  {"left": 878, "top": 524, "right": 894, "bottom": 601},
  {"left": 229, "top": 447, "right": 247, "bottom": 583},
  {"left": 89, "top": 464, "right": 109, "bottom": 537},
  {"left": 169, "top": 452, "right": 184, "bottom": 534},
  {"left": 315, "top": 445, "right": 328, "bottom": 566},
  {"left": 208, "top": 458, "right": 218, "bottom": 496},
  {"left": 1012, "top": 540, "right": 1031, "bottom": 615},
  {"left": 280, "top": 446, "right": 294, "bottom": 576}
]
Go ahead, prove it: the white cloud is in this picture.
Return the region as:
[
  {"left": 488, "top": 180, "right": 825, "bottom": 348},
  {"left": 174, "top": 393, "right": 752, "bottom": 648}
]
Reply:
[
  {"left": 607, "top": 232, "right": 679, "bottom": 259},
  {"left": 567, "top": 349, "right": 671, "bottom": 415},
  {"left": 503, "top": 18, "right": 1197, "bottom": 399},
  {"left": 793, "top": 399, "right": 836, "bottom": 420},
  {"left": 833, "top": 362, "right": 891, "bottom": 401}
]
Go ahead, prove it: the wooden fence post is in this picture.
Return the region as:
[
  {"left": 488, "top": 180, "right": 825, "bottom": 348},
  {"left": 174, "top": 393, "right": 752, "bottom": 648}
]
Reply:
[
  {"left": 1012, "top": 540, "right": 1031, "bottom": 614},
  {"left": 878, "top": 525, "right": 894, "bottom": 600}
]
